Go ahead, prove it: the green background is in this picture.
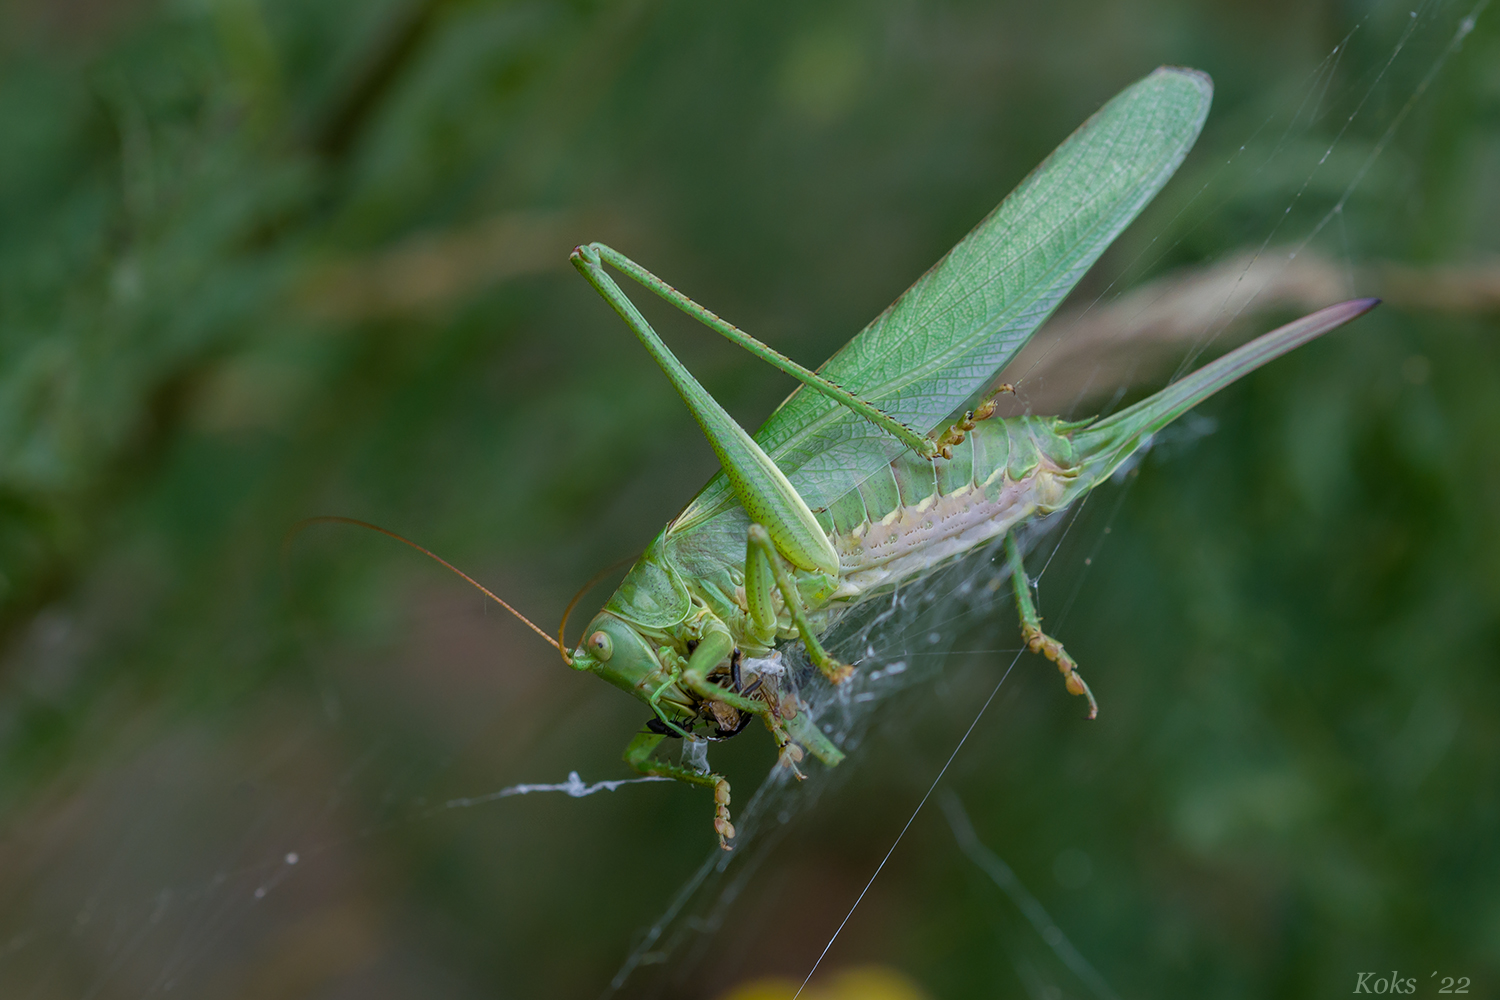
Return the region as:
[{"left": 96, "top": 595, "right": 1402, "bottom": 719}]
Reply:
[{"left": 0, "top": 0, "right": 1496, "bottom": 997}]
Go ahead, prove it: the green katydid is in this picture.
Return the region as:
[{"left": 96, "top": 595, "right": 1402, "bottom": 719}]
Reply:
[{"left": 391, "top": 67, "right": 1377, "bottom": 849}]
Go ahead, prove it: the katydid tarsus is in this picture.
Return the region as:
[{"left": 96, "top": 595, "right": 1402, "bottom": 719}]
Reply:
[{"left": 361, "top": 68, "right": 1378, "bottom": 849}]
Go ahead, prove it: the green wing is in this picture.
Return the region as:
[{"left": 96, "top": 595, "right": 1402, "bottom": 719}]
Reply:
[{"left": 678, "top": 66, "right": 1212, "bottom": 528}]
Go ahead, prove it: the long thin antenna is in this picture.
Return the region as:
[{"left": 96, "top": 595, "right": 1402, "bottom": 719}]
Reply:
[
  {"left": 558, "top": 553, "right": 640, "bottom": 661},
  {"left": 290, "top": 516, "right": 568, "bottom": 662}
]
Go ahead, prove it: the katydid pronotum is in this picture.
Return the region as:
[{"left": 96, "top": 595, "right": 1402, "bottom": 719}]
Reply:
[{"left": 353, "top": 67, "right": 1377, "bottom": 849}]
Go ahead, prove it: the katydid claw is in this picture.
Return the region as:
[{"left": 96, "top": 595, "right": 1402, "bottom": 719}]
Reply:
[
  {"left": 932, "top": 398, "right": 1000, "bottom": 459},
  {"left": 713, "top": 778, "right": 734, "bottom": 849},
  {"left": 825, "top": 661, "right": 855, "bottom": 685},
  {"left": 1021, "top": 621, "right": 1099, "bottom": 719}
]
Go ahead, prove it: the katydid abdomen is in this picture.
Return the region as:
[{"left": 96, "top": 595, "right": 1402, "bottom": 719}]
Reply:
[
  {"left": 654, "top": 414, "right": 1082, "bottom": 647},
  {"left": 821, "top": 414, "right": 1082, "bottom": 602}
]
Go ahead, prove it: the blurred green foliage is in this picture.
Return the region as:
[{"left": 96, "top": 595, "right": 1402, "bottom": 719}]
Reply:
[{"left": 0, "top": 1, "right": 1497, "bottom": 998}]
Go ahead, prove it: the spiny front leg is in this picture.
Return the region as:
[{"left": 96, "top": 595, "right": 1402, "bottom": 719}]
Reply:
[
  {"left": 745, "top": 524, "right": 853, "bottom": 685},
  {"left": 624, "top": 732, "right": 736, "bottom": 849},
  {"left": 1004, "top": 533, "right": 1099, "bottom": 719}
]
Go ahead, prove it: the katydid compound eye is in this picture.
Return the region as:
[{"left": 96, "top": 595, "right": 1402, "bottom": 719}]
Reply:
[{"left": 588, "top": 630, "right": 613, "bottom": 661}]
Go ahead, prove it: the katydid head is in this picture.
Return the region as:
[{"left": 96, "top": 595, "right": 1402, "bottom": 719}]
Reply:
[
  {"left": 557, "top": 547, "right": 683, "bottom": 694},
  {"left": 568, "top": 611, "right": 664, "bottom": 695}
]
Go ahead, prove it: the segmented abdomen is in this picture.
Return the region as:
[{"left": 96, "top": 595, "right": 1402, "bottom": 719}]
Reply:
[{"left": 816, "top": 416, "right": 1083, "bottom": 602}]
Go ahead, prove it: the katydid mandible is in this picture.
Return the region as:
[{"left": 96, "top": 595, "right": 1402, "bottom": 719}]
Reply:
[{"left": 472, "top": 68, "right": 1376, "bottom": 848}]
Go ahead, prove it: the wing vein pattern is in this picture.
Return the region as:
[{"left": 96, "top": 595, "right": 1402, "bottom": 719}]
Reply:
[{"left": 679, "top": 67, "right": 1212, "bottom": 526}]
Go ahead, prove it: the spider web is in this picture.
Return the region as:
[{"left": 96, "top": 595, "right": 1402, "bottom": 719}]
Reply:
[
  {"left": 0, "top": 2, "right": 1488, "bottom": 998},
  {"left": 598, "top": 2, "right": 1491, "bottom": 995}
]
